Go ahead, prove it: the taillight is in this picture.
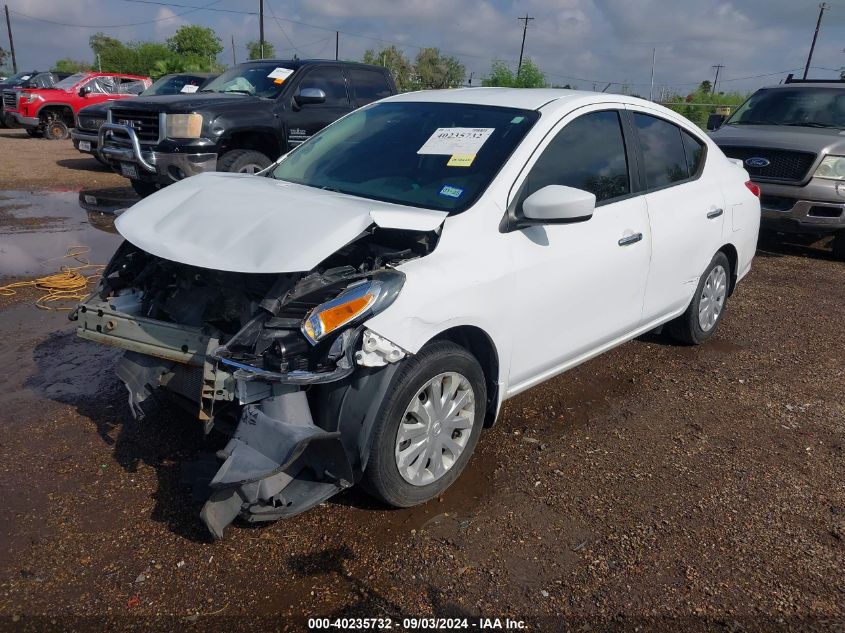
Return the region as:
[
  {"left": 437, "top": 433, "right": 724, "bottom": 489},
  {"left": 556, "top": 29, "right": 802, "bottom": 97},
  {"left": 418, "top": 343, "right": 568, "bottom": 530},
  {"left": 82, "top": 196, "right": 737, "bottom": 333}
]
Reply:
[{"left": 745, "top": 181, "right": 761, "bottom": 198}]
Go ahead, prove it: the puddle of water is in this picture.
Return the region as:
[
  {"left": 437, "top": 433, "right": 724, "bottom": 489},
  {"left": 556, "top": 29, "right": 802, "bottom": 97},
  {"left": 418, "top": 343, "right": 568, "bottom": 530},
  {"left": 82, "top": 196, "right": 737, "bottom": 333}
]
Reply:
[{"left": 0, "top": 189, "right": 134, "bottom": 278}]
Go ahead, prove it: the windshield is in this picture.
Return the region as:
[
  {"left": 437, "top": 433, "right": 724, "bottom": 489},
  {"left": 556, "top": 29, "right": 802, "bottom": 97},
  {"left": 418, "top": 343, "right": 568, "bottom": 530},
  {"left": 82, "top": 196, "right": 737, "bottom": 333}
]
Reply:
[
  {"left": 6, "top": 71, "right": 36, "bottom": 85},
  {"left": 727, "top": 87, "right": 845, "bottom": 129},
  {"left": 143, "top": 74, "right": 210, "bottom": 96},
  {"left": 272, "top": 102, "right": 539, "bottom": 213},
  {"left": 200, "top": 63, "right": 294, "bottom": 98},
  {"left": 53, "top": 72, "right": 88, "bottom": 91}
]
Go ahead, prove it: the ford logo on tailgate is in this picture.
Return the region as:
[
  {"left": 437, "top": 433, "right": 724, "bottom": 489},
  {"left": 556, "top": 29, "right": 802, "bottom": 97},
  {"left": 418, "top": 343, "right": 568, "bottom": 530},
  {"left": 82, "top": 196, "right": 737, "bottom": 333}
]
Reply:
[{"left": 745, "top": 157, "right": 770, "bottom": 168}]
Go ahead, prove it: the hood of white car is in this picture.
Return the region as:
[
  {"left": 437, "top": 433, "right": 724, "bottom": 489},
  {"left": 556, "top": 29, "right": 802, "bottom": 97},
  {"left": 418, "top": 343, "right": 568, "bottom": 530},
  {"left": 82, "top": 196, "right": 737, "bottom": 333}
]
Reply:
[{"left": 114, "top": 172, "right": 448, "bottom": 273}]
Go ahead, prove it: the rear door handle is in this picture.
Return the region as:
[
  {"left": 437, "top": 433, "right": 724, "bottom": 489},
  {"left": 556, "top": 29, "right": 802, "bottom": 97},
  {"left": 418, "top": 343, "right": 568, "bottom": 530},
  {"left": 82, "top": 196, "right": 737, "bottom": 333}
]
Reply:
[
  {"left": 618, "top": 232, "right": 643, "bottom": 246},
  {"left": 707, "top": 207, "right": 724, "bottom": 219}
]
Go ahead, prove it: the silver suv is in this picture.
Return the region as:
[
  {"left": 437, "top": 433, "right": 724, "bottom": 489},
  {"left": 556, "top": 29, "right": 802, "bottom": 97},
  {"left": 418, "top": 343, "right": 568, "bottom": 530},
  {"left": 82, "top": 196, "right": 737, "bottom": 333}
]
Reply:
[{"left": 709, "top": 76, "right": 845, "bottom": 259}]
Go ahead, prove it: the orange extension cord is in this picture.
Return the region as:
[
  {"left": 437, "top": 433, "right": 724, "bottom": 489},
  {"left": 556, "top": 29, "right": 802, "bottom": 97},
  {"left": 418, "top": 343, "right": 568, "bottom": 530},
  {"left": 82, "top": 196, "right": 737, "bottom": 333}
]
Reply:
[{"left": 0, "top": 246, "right": 104, "bottom": 310}]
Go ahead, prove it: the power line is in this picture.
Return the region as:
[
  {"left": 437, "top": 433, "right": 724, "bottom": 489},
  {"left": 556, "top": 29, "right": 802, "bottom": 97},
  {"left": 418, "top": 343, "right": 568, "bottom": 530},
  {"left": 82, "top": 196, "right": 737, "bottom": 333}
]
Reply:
[{"left": 9, "top": 0, "right": 227, "bottom": 29}]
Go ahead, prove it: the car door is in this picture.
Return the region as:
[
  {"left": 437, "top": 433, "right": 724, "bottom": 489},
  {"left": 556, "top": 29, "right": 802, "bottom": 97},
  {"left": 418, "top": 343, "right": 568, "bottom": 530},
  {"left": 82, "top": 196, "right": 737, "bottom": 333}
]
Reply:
[
  {"left": 626, "top": 107, "right": 726, "bottom": 321},
  {"left": 80, "top": 76, "right": 119, "bottom": 107},
  {"left": 505, "top": 107, "right": 652, "bottom": 390},
  {"left": 284, "top": 66, "right": 351, "bottom": 149}
]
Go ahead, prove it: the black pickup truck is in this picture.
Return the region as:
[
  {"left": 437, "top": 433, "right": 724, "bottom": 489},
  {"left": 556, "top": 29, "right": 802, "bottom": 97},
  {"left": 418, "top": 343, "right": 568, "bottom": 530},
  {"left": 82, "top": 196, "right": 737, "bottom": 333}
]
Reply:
[{"left": 100, "top": 59, "right": 397, "bottom": 196}]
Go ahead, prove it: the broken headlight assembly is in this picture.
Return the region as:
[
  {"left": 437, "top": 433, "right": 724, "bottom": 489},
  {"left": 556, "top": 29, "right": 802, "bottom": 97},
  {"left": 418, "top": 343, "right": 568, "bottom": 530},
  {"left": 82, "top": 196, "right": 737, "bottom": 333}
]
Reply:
[{"left": 302, "top": 273, "right": 404, "bottom": 344}]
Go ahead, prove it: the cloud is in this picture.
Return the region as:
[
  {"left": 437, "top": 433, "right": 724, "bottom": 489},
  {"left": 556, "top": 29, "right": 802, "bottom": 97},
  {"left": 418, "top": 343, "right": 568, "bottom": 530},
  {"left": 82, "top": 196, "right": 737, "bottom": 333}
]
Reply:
[{"left": 4, "top": 0, "right": 843, "bottom": 93}]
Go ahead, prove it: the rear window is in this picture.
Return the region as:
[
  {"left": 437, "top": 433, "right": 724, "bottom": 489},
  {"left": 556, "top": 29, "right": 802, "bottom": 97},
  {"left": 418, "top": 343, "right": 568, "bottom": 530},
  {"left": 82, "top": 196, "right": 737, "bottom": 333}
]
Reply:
[{"left": 633, "top": 113, "right": 689, "bottom": 189}]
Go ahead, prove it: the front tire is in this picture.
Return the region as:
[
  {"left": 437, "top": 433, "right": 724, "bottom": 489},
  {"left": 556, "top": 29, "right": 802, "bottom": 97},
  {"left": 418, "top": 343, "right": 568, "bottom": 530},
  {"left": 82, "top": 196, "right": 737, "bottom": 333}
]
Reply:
[
  {"left": 668, "top": 251, "right": 731, "bottom": 345},
  {"left": 25, "top": 127, "right": 42, "bottom": 138},
  {"left": 217, "top": 149, "right": 272, "bottom": 174},
  {"left": 43, "top": 119, "right": 70, "bottom": 140},
  {"left": 363, "top": 341, "right": 486, "bottom": 507}
]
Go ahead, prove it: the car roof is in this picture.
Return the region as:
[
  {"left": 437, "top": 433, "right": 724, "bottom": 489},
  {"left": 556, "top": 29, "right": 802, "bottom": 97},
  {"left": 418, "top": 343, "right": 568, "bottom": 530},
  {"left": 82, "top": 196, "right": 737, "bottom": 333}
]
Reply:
[
  {"left": 384, "top": 87, "right": 645, "bottom": 111},
  {"left": 760, "top": 82, "right": 845, "bottom": 90}
]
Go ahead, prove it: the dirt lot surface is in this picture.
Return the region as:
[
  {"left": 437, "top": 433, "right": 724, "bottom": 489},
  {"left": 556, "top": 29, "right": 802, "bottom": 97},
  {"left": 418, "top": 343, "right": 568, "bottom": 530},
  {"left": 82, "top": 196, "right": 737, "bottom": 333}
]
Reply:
[{"left": 0, "top": 132, "right": 843, "bottom": 632}]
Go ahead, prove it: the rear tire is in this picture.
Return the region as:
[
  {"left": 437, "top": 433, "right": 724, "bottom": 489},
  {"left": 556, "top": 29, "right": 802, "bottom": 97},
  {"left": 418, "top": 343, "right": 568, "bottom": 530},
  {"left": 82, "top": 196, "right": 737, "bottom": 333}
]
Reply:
[
  {"left": 217, "top": 149, "right": 272, "bottom": 174},
  {"left": 832, "top": 230, "right": 845, "bottom": 262},
  {"left": 129, "top": 179, "right": 161, "bottom": 198},
  {"left": 668, "top": 251, "right": 731, "bottom": 345},
  {"left": 363, "top": 341, "right": 486, "bottom": 508}
]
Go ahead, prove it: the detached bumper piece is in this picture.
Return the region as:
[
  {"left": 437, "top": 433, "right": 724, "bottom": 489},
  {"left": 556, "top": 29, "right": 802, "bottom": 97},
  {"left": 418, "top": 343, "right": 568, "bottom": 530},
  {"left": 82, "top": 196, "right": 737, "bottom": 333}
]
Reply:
[{"left": 200, "top": 389, "right": 353, "bottom": 539}]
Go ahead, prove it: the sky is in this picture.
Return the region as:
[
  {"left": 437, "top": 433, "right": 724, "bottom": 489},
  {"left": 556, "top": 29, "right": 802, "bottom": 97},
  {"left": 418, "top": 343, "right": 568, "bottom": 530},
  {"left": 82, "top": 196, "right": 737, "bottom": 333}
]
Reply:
[{"left": 4, "top": 0, "right": 845, "bottom": 96}]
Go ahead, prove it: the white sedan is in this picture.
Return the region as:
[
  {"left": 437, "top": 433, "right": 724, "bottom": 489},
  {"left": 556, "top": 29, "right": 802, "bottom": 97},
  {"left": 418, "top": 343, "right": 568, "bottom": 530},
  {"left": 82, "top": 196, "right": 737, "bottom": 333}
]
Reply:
[{"left": 74, "top": 88, "right": 761, "bottom": 538}]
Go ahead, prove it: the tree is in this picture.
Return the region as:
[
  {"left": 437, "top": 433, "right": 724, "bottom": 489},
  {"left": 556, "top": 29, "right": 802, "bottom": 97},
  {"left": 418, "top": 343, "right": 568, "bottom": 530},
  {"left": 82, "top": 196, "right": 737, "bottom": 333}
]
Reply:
[
  {"left": 413, "top": 48, "right": 465, "bottom": 89},
  {"left": 53, "top": 59, "right": 91, "bottom": 73},
  {"left": 0, "top": 46, "right": 9, "bottom": 71},
  {"left": 363, "top": 45, "right": 414, "bottom": 92},
  {"left": 482, "top": 59, "right": 546, "bottom": 88},
  {"left": 698, "top": 80, "right": 712, "bottom": 94},
  {"left": 247, "top": 40, "right": 275, "bottom": 60},
  {"left": 167, "top": 25, "right": 223, "bottom": 68}
]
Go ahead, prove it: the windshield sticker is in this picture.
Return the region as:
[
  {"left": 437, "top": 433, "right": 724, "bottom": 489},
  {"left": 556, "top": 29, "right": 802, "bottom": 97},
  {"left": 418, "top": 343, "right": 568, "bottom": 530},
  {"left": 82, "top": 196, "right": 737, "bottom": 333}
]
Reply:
[
  {"left": 20, "top": 75, "right": 31, "bottom": 80},
  {"left": 418, "top": 127, "right": 495, "bottom": 156},
  {"left": 439, "top": 185, "right": 464, "bottom": 199},
  {"left": 510, "top": 116, "right": 525, "bottom": 124},
  {"left": 267, "top": 67, "right": 294, "bottom": 81},
  {"left": 447, "top": 153, "right": 475, "bottom": 167},
  {"left": 180, "top": 84, "right": 199, "bottom": 93}
]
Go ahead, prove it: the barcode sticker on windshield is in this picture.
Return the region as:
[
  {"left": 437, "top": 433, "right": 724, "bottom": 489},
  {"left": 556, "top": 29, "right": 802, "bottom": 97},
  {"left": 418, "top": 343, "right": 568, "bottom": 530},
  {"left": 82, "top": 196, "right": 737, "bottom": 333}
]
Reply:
[
  {"left": 180, "top": 84, "right": 199, "bottom": 93},
  {"left": 418, "top": 127, "right": 494, "bottom": 155},
  {"left": 267, "top": 67, "right": 294, "bottom": 81}
]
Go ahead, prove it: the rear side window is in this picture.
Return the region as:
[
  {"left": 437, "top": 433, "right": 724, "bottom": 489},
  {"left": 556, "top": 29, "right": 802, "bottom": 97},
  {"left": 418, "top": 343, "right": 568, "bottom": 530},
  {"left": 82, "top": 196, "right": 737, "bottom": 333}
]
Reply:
[
  {"left": 347, "top": 69, "right": 392, "bottom": 108},
  {"left": 682, "top": 130, "right": 705, "bottom": 176},
  {"left": 520, "top": 110, "right": 630, "bottom": 204},
  {"left": 633, "top": 113, "right": 689, "bottom": 189},
  {"left": 298, "top": 67, "right": 348, "bottom": 108}
]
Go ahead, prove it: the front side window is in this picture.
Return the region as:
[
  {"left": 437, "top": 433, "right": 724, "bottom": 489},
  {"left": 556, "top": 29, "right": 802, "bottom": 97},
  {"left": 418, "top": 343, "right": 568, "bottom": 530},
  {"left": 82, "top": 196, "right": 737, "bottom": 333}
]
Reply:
[
  {"left": 347, "top": 69, "right": 392, "bottom": 108},
  {"left": 297, "top": 68, "right": 348, "bottom": 107},
  {"left": 272, "top": 101, "right": 539, "bottom": 213},
  {"left": 119, "top": 78, "right": 147, "bottom": 95},
  {"left": 633, "top": 113, "right": 689, "bottom": 189},
  {"left": 86, "top": 76, "right": 118, "bottom": 94},
  {"left": 520, "top": 110, "right": 630, "bottom": 205}
]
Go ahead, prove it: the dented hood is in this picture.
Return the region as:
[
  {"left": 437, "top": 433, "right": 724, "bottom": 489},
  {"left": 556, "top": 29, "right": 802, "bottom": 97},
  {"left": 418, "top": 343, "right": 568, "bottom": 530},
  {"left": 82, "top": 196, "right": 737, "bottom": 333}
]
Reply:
[{"left": 114, "top": 172, "right": 447, "bottom": 273}]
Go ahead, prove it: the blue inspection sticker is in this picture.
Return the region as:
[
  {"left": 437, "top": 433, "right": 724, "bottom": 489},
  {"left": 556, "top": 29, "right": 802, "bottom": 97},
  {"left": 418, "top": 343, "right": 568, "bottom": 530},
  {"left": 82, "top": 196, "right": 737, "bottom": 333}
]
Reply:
[{"left": 439, "top": 185, "right": 464, "bottom": 199}]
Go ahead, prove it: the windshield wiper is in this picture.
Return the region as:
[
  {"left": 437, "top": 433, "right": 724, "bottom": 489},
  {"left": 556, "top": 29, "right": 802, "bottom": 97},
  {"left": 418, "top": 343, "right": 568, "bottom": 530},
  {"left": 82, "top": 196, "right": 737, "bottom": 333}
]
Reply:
[
  {"left": 728, "top": 120, "right": 779, "bottom": 126},
  {"left": 223, "top": 89, "right": 253, "bottom": 95},
  {"left": 780, "top": 122, "right": 840, "bottom": 129}
]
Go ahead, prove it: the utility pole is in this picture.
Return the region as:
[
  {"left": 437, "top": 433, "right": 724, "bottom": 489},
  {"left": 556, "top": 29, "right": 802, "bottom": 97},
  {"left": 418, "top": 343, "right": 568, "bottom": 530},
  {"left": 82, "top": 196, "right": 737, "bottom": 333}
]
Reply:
[
  {"left": 335, "top": 31, "right": 339, "bottom": 60},
  {"left": 516, "top": 14, "right": 534, "bottom": 76},
  {"left": 649, "top": 48, "right": 656, "bottom": 101},
  {"left": 711, "top": 63, "right": 724, "bottom": 94},
  {"left": 231, "top": 35, "right": 236, "bottom": 65},
  {"left": 4, "top": 4, "right": 16, "bottom": 74},
  {"left": 803, "top": 2, "right": 828, "bottom": 79},
  {"left": 259, "top": 0, "right": 265, "bottom": 59}
]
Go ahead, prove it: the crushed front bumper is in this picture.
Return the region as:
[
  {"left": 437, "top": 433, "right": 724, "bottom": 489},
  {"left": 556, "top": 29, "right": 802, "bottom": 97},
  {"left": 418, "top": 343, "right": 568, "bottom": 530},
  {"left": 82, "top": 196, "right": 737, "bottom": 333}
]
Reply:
[
  {"left": 98, "top": 123, "right": 217, "bottom": 183},
  {"left": 8, "top": 112, "right": 38, "bottom": 128},
  {"left": 73, "top": 295, "right": 403, "bottom": 539}
]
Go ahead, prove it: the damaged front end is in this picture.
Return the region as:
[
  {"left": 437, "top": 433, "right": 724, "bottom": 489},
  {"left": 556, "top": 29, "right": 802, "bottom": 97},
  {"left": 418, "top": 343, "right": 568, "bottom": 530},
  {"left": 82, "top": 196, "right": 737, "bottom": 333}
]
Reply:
[{"left": 71, "top": 226, "right": 432, "bottom": 538}]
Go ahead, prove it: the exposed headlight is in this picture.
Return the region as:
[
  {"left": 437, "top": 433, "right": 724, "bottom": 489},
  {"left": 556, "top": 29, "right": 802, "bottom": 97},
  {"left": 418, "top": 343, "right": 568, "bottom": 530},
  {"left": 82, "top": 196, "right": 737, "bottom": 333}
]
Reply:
[
  {"left": 301, "top": 272, "right": 404, "bottom": 345},
  {"left": 165, "top": 113, "right": 203, "bottom": 139},
  {"left": 20, "top": 92, "right": 40, "bottom": 105},
  {"left": 814, "top": 155, "right": 845, "bottom": 180}
]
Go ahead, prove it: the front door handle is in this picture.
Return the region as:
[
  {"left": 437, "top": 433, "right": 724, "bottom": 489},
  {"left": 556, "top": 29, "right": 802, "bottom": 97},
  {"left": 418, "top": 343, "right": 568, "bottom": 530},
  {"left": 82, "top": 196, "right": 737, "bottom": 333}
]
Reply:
[
  {"left": 618, "top": 232, "right": 643, "bottom": 246},
  {"left": 707, "top": 207, "right": 724, "bottom": 219}
]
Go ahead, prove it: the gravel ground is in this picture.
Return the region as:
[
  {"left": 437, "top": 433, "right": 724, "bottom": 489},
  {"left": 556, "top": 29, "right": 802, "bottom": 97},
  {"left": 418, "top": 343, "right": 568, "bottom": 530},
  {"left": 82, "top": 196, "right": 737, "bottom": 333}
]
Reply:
[{"left": 0, "top": 132, "right": 843, "bottom": 632}]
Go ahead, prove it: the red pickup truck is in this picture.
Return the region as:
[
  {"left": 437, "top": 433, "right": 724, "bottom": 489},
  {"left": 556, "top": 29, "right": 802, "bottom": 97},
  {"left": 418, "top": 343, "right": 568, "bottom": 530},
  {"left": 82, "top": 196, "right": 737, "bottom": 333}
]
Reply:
[{"left": 6, "top": 71, "right": 150, "bottom": 139}]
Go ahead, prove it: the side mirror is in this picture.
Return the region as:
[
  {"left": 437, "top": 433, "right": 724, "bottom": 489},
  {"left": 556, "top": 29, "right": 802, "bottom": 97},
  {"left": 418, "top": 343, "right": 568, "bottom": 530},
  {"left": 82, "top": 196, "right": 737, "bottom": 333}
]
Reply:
[
  {"left": 294, "top": 87, "right": 326, "bottom": 106},
  {"left": 706, "top": 113, "right": 726, "bottom": 131},
  {"left": 79, "top": 85, "right": 92, "bottom": 97},
  {"left": 521, "top": 185, "right": 595, "bottom": 224}
]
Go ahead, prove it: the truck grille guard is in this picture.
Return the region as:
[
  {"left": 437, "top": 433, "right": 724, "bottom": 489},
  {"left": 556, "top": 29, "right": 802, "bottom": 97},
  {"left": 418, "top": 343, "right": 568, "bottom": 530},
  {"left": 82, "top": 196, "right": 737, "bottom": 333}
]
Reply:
[{"left": 98, "top": 122, "right": 158, "bottom": 173}]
